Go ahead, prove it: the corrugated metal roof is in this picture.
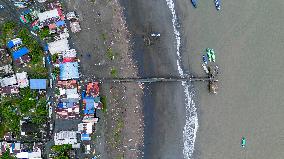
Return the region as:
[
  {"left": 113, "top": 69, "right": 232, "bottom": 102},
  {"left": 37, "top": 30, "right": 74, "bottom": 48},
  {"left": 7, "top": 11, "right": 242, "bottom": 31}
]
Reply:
[{"left": 30, "top": 79, "right": 47, "bottom": 89}]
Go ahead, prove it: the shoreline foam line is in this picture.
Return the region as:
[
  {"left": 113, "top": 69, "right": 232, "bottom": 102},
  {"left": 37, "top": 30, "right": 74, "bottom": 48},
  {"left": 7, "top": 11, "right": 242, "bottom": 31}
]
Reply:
[{"left": 165, "top": 0, "right": 199, "bottom": 158}]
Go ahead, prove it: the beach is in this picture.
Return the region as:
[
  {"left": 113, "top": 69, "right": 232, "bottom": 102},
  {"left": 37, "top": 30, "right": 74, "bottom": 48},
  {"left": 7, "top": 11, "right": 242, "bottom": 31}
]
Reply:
[
  {"left": 176, "top": 0, "right": 284, "bottom": 158},
  {"left": 63, "top": 0, "right": 144, "bottom": 158},
  {"left": 64, "top": 0, "right": 284, "bottom": 158},
  {"left": 121, "top": 0, "right": 192, "bottom": 158},
  {"left": 122, "top": 0, "right": 284, "bottom": 158}
]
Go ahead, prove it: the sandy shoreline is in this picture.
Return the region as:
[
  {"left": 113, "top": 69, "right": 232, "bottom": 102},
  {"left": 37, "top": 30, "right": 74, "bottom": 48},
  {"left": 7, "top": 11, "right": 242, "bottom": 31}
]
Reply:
[
  {"left": 121, "top": 0, "right": 193, "bottom": 158},
  {"left": 63, "top": 0, "right": 144, "bottom": 158}
]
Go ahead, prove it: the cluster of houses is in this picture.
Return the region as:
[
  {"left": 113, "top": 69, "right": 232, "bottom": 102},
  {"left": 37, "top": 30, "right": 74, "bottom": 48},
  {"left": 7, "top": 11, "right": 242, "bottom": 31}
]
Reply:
[
  {"left": 0, "top": 40, "right": 47, "bottom": 97},
  {"left": 0, "top": 133, "right": 43, "bottom": 159},
  {"left": 36, "top": 0, "right": 100, "bottom": 156}
]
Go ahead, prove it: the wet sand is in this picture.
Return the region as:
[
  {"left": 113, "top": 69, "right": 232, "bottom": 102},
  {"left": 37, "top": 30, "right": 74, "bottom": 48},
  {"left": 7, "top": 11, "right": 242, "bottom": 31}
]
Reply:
[
  {"left": 121, "top": 0, "right": 188, "bottom": 158},
  {"left": 176, "top": 0, "right": 284, "bottom": 158}
]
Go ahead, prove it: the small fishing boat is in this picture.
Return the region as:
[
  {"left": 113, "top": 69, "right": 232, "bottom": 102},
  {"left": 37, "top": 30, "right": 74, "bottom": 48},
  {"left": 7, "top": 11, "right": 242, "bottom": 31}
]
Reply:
[
  {"left": 191, "top": 0, "right": 198, "bottom": 8},
  {"left": 202, "top": 55, "right": 208, "bottom": 64},
  {"left": 241, "top": 137, "right": 246, "bottom": 148},
  {"left": 210, "top": 49, "right": 216, "bottom": 62},
  {"left": 214, "top": 0, "right": 221, "bottom": 10}
]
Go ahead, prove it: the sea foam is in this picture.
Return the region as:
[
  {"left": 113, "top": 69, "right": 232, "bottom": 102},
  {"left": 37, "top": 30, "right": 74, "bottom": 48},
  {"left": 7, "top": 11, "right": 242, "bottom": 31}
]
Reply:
[{"left": 165, "top": 0, "right": 199, "bottom": 158}]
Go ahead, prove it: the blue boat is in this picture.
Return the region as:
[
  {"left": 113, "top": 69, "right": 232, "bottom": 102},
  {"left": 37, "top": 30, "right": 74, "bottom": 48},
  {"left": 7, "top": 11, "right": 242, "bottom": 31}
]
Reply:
[
  {"left": 191, "top": 0, "right": 197, "bottom": 8},
  {"left": 214, "top": 0, "right": 221, "bottom": 10},
  {"left": 202, "top": 55, "right": 208, "bottom": 64}
]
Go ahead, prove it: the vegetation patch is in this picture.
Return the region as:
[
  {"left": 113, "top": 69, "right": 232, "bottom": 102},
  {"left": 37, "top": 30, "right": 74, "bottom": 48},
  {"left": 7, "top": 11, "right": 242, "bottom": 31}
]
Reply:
[
  {"left": 110, "top": 68, "right": 118, "bottom": 78},
  {"left": 101, "top": 95, "right": 107, "bottom": 113}
]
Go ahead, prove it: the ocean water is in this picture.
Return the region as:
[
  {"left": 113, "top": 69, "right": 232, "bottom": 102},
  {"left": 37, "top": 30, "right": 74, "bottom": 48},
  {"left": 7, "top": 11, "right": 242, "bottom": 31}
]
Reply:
[{"left": 165, "top": 0, "right": 199, "bottom": 158}]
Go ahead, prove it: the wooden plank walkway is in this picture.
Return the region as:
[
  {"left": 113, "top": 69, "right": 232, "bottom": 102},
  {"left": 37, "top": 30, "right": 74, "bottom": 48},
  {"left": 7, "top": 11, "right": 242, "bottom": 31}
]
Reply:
[{"left": 96, "top": 77, "right": 215, "bottom": 83}]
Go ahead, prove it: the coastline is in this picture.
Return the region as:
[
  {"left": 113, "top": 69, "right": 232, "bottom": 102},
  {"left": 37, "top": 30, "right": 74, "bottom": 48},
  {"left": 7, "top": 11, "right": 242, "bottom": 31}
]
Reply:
[
  {"left": 63, "top": 0, "right": 144, "bottom": 158},
  {"left": 121, "top": 0, "right": 199, "bottom": 158}
]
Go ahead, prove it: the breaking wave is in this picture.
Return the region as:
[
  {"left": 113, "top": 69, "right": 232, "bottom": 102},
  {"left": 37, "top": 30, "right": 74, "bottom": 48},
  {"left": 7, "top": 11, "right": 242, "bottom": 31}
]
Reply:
[{"left": 165, "top": 0, "right": 199, "bottom": 158}]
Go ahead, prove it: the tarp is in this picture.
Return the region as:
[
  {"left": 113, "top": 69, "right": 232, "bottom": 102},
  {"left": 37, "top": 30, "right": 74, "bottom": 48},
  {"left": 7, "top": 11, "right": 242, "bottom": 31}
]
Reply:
[
  {"left": 84, "top": 98, "right": 95, "bottom": 115},
  {"left": 81, "top": 133, "right": 91, "bottom": 141},
  {"left": 12, "top": 47, "right": 29, "bottom": 60},
  {"left": 56, "top": 20, "right": 65, "bottom": 27},
  {"left": 30, "top": 79, "right": 47, "bottom": 89},
  {"left": 59, "top": 62, "right": 79, "bottom": 80}
]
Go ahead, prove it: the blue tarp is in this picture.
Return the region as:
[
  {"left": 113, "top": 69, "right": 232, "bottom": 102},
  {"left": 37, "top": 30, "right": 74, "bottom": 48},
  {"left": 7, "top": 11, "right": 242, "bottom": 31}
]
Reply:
[
  {"left": 44, "top": 44, "right": 48, "bottom": 51},
  {"left": 81, "top": 133, "right": 90, "bottom": 141},
  {"left": 58, "top": 103, "right": 64, "bottom": 108},
  {"left": 83, "top": 97, "right": 95, "bottom": 115},
  {"left": 30, "top": 79, "right": 47, "bottom": 90},
  {"left": 85, "top": 98, "right": 94, "bottom": 109},
  {"left": 84, "top": 107, "right": 95, "bottom": 115},
  {"left": 12, "top": 47, "right": 29, "bottom": 60},
  {"left": 7, "top": 41, "right": 15, "bottom": 48},
  {"left": 11, "top": 143, "right": 15, "bottom": 152},
  {"left": 56, "top": 20, "right": 65, "bottom": 27}
]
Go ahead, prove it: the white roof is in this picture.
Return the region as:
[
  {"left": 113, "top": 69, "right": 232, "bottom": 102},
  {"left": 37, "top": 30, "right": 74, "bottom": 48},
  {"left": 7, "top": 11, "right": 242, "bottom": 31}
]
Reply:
[
  {"left": 0, "top": 75, "right": 17, "bottom": 87},
  {"left": 54, "top": 131, "right": 78, "bottom": 145},
  {"left": 38, "top": 9, "right": 59, "bottom": 22},
  {"left": 66, "top": 12, "right": 76, "bottom": 20},
  {"left": 78, "top": 122, "right": 93, "bottom": 134},
  {"left": 11, "top": 38, "right": 22, "bottom": 45},
  {"left": 16, "top": 72, "right": 29, "bottom": 88},
  {"left": 66, "top": 88, "right": 79, "bottom": 99},
  {"left": 62, "top": 49, "right": 77, "bottom": 58},
  {"left": 48, "top": 38, "right": 70, "bottom": 55},
  {"left": 16, "top": 151, "right": 42, "bottom": 159}
]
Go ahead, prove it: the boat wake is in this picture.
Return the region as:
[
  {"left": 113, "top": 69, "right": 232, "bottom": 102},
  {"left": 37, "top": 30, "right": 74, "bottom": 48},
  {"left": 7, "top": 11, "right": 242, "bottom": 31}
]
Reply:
[{"left": 165, "top": 0, "right": 199, "bottom": 158}]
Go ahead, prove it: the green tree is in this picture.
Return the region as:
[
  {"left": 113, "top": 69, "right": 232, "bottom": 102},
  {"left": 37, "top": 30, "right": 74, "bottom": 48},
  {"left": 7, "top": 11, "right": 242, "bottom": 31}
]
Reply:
[
  {"left": 38, "top": 26, "right": 50, "bottom": 40},
  {"left": 52, "top": 54, "right": 59, "bottom": 63},
  {"left": 1, "top": 149, "right": 15, "bottom": 159},
  {"left": 53, "top": 67, "right": 60, "bottom": 77},
  {"left": 2, "top": 21, "right": 16, "bottom": 33},
  {"left": 32, "top": 98, "right": 48, "bottom": 125}
]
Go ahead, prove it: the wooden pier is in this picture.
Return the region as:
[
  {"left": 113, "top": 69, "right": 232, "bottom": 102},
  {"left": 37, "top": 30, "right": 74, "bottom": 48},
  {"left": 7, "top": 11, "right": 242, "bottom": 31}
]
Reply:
[{"left": 96, "top": 77, "right": 216, "bottom": 83}]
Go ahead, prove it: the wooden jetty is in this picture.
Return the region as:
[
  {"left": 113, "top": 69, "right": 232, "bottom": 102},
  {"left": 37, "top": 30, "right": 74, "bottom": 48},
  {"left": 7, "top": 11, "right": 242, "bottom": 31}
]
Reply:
[{"left": 96, "top": 77, "right": 215, "bottom": 83}]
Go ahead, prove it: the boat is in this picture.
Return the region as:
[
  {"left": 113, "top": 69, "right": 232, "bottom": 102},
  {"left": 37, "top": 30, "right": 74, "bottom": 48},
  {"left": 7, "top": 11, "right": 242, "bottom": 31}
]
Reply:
[
  {"left": 191, "top": 0, "right": 197, "bottom": 8},
  {"left": 202, "top": 63, "right": 209, "bottom": 74},
  {"left": 214, "top": 0, "right": 221, "bottom": 10},
  {"left": 206, "top": 48, "right": 212, "bottom": 62},
  {"left": 241, "top": 137, "right": 246, "bottom": 147},
  {"left": 202, "top": 55, "right": 208, "bottom": 64},
  {"left": 210, "top": 49, "right": 216, "bottom": 62}
]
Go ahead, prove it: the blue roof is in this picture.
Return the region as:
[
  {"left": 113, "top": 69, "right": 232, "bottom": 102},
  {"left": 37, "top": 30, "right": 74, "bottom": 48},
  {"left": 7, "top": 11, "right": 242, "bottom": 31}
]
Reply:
[
  {"left": 81, "top": 133, "right": 90, "bottom": 141},
  {"left": 30, "top": 79, "right": 47, "bottom": 89},
  {"left": 83, "top": 98, "right": 95, "bottom": 115},
  {"left": 84, "top": 108, "right": 95, "bottom": 115},
  {"left": 12, "top": 47, "right": 29, "bottom": 60},
  {"left": 58, "top": 102, "right": 64, "bottom": 108},
  {"left": 59, "top": 62, "right": 79, "bottom": 80},
  {"left": 44, "top": 44, "right": 48, "bottom": 51},
  {"left": 56, "top": 20, "right": 65, "bottom": 27}
]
